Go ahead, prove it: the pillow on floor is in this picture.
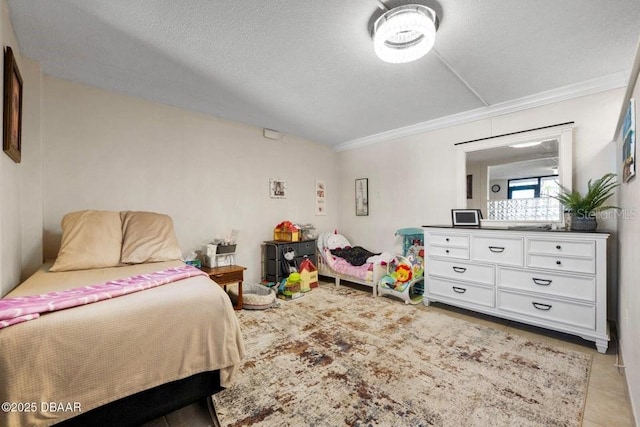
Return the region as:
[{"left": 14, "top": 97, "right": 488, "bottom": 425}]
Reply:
[
  {"left": 50, "top": 210, "right": 123, "bottom": 272},
  {"left": 120, "top": 211, "right": 182, "bottom": 264}
]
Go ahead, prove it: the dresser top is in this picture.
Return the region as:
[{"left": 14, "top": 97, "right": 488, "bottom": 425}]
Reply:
[{"left": 422, "top": 225, "right": 610, "bottom": 236}]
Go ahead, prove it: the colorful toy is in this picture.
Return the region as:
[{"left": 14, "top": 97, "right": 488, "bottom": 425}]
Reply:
[
  {"left": 298, "top": 257, "right": 318, "bottom": 291},
  {"left": 377, "top": 228, "right": 425, "bottom": 304},
  {"left": 278, "top": 272, "right": 304, "bottom": 300}
]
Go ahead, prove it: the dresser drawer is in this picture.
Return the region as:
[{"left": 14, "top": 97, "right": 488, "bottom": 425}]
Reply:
[
  {"left": 497, "top": 267, "right": 596, "bottom": 301},
  {"left": 428, "top": 233, "right": 469, "bottom": 248},
  {"left": 429, "top": 259, "right": 494, "bottom": 286},
  {"left": 428, "top": 277, "right": 494, "bottom": 308},
  {"left": 497, "top": 290, "right": 595, "bottom": 330},
  {"left": 471, "top": 236, "right": 523, "bottom": 266},
  {"left": 297, "top": 240, "right": 317, "bottom": 256},
  {"left": 527, "top": 239, "right": 595, "bottom": 258},
  {"left": 428, "top": 245, "right": 469, "bottom": 260},
  {"left": 527, "top": 254, "right": 595, "bottom": 275}
]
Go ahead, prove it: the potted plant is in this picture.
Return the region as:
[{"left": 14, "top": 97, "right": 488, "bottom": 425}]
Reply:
[{"left": 553, "top": 173, "right": 619, "bottom": 231}]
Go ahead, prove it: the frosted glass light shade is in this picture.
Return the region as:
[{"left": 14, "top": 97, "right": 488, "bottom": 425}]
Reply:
[
  {"left": 373, "top": 5, "right": 437, "bottom": 64},
  {"left": 509, "top": 141, "right": 543, "bottom": 148}
]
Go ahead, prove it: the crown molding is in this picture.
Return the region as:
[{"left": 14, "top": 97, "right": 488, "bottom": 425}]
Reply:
[{"left": 334, "top": 71, "right": 629, "bottom": 152}]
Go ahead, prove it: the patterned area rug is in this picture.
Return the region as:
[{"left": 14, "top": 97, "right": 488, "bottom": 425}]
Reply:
[{"left": 213, "top": 284, "right": 591, "bottom": 426}]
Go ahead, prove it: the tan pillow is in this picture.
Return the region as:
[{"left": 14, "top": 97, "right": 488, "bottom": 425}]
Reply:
[
  {"left": 120, "top": 211, "right": 183, "bottom": 264},
  {"left": 50, "top": 210, "right": 123, "bottom": 272}
]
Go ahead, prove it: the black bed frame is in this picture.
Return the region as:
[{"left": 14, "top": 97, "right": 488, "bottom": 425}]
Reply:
[{"left": 57, "top": 370, "right": 223, "bottom": 426}]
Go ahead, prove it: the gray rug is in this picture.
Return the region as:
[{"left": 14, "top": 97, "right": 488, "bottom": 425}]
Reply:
[{"left": 214, "top": 283, "right": 591, "bottom": 426}]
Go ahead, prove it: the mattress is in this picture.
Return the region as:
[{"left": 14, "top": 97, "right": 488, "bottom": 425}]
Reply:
[{"left": 0, "top": 260, "right": 245, "bottom": 427}]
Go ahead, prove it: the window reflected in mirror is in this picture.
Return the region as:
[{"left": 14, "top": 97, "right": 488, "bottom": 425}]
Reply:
[{"left": 467, "top": 139, "right": 562, "bottom": 222}]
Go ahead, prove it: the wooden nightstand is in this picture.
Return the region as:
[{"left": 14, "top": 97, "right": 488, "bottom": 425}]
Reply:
[{"left": 199, "top": 265, "right": 246, "bottom": 310}]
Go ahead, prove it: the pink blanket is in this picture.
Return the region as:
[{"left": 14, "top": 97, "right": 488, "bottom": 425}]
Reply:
[
  {"left": 0, "top": 264, "right": 206, "bottom": 329},
  {"left": 322, "top": 248, "right": 373, "bottom": 280}
]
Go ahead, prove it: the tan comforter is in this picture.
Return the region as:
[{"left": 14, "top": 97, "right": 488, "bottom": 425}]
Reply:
[{"left": 0, "top": 260, "right": 245, "bottom": 426}]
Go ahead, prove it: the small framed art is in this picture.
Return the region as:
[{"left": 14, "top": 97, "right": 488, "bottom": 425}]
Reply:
[
  {"left": 269, "top": 178, "right": 287, "bottom": 198},
  {"left": 315, "top": 180, "right": 326, "bottom": 215},
  {"left": 355, "top": 178, "right": 368, "bottom": 216},
  {"left": 451, "top": 209, "right": 482, "bottom": 227},
  {"left": 622, "top": 98, "right": 636, "bottom": 182},
  {"left": 3, "top": 46, "right": 23, "bottom": 163}
]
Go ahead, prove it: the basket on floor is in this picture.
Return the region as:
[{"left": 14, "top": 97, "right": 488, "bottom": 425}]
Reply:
[{"left": 229, "top": 283, "right": 277, "bottom": 310}]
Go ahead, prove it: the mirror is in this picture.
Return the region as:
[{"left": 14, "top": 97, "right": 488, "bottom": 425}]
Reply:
[{"left": 456, "top": 124, "right": 573, "bottom": 225}]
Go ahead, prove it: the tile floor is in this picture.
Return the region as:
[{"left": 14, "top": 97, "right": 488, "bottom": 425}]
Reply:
[{"left": 148, "top": 281, "right": 636, "bottom": 426}]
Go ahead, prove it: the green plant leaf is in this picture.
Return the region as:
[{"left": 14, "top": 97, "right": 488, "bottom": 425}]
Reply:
[{"left": 551, "top": 173, "right": 619, "bottom": 215}]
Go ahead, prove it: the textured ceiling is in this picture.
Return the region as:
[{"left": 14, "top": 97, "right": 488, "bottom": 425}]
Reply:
[{"left": 7, "top": 1, "right": 640, "bottom": 148}]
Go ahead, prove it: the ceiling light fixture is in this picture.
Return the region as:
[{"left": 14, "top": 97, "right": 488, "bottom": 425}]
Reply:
[
  {"left": 372, "top": 5, "right": 438, "bottom": 64},
  {"left": 509, "top": 141, "right": 543, "bottom": 148}
]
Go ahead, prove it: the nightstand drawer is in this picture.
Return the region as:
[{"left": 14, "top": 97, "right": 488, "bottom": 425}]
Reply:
[{"left": 209, "top": 270, "right": 243, "bottom": 285}]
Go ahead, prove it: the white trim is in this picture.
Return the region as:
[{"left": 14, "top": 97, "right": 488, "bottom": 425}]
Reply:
[{"left": 335, "top": 71, "right": 628, "bottom": 152}]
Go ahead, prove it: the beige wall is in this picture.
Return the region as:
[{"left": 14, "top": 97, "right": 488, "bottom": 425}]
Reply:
[
  {"left": 42, "top": 77, "right": 338, "bottom": 284},
  {"left": 337, "top": 89, "right": 623, "bottom": 253},
  {"left": 0, "top": 0, "right": 43, "bottom": 297},
  {"left": 615, "top": 45, "right": 640, "bottom": 423}
]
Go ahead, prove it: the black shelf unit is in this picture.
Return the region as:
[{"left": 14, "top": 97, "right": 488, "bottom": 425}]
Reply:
[{"left": 263, "top": 239, "right": 317, "bottom": 284}]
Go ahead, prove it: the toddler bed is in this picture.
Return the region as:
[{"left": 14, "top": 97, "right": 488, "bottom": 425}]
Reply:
[
  {"left": 316, "top": 232, "right": 390, "bottom": 296},
  {"left": 0, "top": 210, "right": 245, "bottom": 427}
]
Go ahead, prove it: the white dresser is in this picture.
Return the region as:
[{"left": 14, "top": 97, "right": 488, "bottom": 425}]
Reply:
[{"left": 423, "top": 226, "right": 609, "bottom": 353}]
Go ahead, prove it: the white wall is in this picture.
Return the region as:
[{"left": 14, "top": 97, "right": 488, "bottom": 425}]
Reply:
[
  {"left": 0, "top": 0, "right": 43, "bottom": 297},
  {"left": 337, "top": 89, "right": 623, "bottom": 253},
  {"left": 615, "top": 45, "right": 640, "bottom": 424},
  {"left": 42, "top": 77, "right": 338, "bottom": 284}
]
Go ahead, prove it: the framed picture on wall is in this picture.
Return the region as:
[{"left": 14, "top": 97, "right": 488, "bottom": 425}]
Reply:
[
  {"left": 315, "top": 180, "right": 326, "bottom": 215},
  {"left": 269, "top": 178, "right": 287, "bottom": 198},
  {"left": 622, "top": 98, "right": 636, "bottom": 183},
  {"left": 355, "top": 178, "right": 368, "bottom": 216},
  {"left": 3, "top": 46, "right": 23, "bottom": 164}
]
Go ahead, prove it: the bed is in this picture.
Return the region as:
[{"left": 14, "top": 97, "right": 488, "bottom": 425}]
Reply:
[
  {"left": 0, "top": 210, "right": 245, "bottom": 427},
  {"left": 315, "top": 232, "right": 390, "bottom": 296}
]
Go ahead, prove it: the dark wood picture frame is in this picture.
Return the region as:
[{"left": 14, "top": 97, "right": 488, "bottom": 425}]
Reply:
[{"left": 3, "top": 46, "right": 23, "bottom": 163}]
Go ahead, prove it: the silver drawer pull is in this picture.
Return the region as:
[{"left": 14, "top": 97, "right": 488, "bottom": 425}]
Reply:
[
  {"left": 452, "top": 266, "right": 467, "bottom": 273},
  {"left": 532, "top": 277, "right": 552, "bottom": 286},
  {"left": 488, "top": 246, "right": 505, "bottom": 253},
  {"left": 532, "top": 302, "right": 552, "bottom": 311},
  {"left": 452, "top": 286, "right": 466, "bottom": 294}
]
